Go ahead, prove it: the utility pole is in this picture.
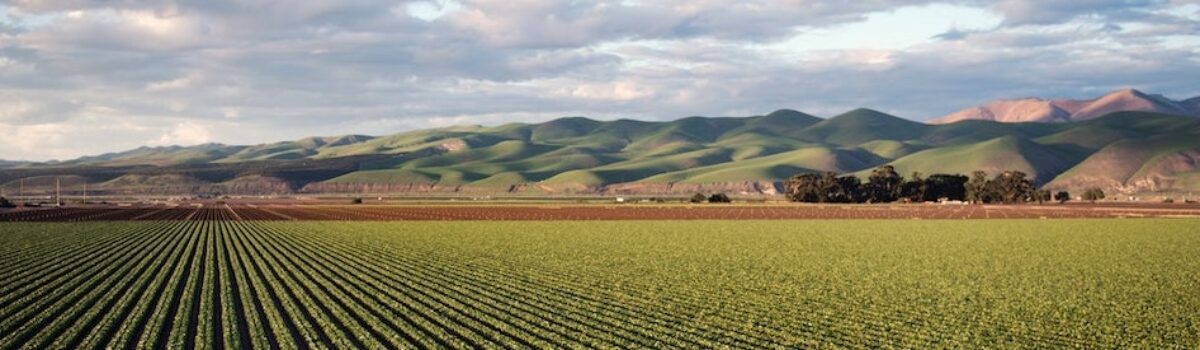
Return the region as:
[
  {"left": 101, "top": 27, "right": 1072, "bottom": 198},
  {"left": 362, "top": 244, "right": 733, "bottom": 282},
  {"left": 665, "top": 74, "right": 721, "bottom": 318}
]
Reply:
[
  {"left": 83, "top": 182, "right": 88, "bottom": 203},
  {"left": 56, "top": 177, "right": 61, "bottom": 207},
  {"left": 18, "top": 178, "right": 23, "bottom": 207}
]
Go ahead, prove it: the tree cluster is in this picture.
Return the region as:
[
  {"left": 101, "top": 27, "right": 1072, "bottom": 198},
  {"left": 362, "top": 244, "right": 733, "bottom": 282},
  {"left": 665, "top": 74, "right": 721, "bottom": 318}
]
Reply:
[
  {"left": 1082, "top": 188, "right": 1106, "bottom": 203},
  {"left": 691, "top": 193, "right": 732, "bottom": 203},
  {"left": 786, "top": 166, "right": 1048, "bottom": 204},
  {"left": 0, "top": 196, "right": 13, "bottom": 208}
]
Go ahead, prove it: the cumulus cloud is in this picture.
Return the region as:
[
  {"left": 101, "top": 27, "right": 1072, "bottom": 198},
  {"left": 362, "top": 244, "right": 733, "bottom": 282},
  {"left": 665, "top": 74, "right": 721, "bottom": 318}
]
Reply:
[
  {"left": 155, "top": 121, "right": 213, "bottom": 145},
  {"left": 0, "top": 0, "right": 1198, "bottom": 160}
]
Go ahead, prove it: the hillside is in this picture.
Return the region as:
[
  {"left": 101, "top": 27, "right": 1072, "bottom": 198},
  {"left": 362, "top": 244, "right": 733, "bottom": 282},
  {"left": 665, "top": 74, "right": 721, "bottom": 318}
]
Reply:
[
  {"left": 933, "top": 89, "right": 1200, "bottom": 124},
  {"left": 3, "top": 109, "right": 1199, "bottom": 197}
]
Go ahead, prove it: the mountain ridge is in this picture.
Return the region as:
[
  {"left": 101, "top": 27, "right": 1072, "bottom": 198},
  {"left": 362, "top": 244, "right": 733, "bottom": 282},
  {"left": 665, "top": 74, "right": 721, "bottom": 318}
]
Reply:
[
  {"left": 3, "top": 109, "right": 1200, "bottom": 197},
  {"left": 932, "top": 89, "right": 1200, "bottom": 124}
]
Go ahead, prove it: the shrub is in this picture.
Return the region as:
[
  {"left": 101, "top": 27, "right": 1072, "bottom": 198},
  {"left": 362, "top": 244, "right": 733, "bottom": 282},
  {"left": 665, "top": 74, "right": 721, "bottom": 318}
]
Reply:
[
  {"left": 1082, "top": 188, "right": 1106, "bottom": 203},
  {"left": 708, "top": 193, "right": 732, "bottom": 203}
]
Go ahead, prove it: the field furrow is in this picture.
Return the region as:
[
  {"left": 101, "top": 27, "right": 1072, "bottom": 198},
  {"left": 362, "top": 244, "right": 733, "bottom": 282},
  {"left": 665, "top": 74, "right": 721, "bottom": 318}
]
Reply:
[{"left": 0, "top": 218, "right": 1196, "bottom": 349}]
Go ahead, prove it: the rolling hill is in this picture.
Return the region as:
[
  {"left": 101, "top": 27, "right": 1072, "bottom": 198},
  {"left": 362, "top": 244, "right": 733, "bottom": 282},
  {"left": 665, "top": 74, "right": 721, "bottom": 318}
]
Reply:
[
  {"left": 933, "top": 89, "right": 1200, "bottom": 124},
  {"left": 4, "top": 109, "right": 1200, "bottom": 197}
]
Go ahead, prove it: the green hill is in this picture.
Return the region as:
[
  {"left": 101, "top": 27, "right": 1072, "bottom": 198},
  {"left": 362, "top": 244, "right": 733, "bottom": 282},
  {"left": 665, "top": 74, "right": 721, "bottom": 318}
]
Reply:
[
  {"left": 872, "top": 136, "right": 1082, "bottom": 184},
  {"left": 5, "top": 110, "right": 1199, "bottom": 195}
]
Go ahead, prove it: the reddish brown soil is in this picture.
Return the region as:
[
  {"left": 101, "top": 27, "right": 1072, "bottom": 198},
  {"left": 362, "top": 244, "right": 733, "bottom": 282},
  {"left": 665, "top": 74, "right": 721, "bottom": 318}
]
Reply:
[{"left": 2, "top": 203, "right": 1199, "bottom": 222}]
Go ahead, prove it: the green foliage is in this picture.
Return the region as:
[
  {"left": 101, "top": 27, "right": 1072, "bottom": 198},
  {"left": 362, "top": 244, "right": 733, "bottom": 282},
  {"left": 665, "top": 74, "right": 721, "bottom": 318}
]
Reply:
[
  {"left": 966, "top": 171, "right": 990, "bottom": 203},
  {"left": 1, "top": 219, "right": 1199, "bottom": 348},
  {"left": 690, "top": 193, "right": 707, "bottom": 203},
  {"left": 923, "top": 174, "right": 968, "bottom": 202},
  {"left": 1083, "top": 188, "right": 1107, "bottom": 202},
  {"left": 785, "top": 172, "right": 861, "bottom": 203},
  {"left": 1055, "top": 191, "right": 1071, "bottom": 203},
  {"left": 707, "top": 193, "right": 732, "bottom": 203},
  {"left": 988, "top": 171, "right": 1035, "bottom": 204},
  {"left": 7, "top": 111, "right": 1199, "bottom": 195},
  {"left": 865, "top": 165, "right": 904, "bottom": 203},
  {"left": 1033, "top": 189, "right": 1052, "bottom": 204}
]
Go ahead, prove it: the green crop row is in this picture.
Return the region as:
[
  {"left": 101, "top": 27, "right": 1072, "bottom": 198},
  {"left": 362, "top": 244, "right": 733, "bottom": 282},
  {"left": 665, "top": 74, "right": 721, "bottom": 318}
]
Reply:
[{"left": 0, "top": 219, "right": 1197, "bottom": 349}]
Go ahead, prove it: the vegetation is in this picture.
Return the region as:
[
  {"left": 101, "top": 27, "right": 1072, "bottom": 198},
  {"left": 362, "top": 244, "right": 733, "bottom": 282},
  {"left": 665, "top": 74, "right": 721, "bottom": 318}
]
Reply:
[
  {"left": 786, "top": 166, "right": 1034, "bottom": 204},
  {"left": 707, "top": 193, "right": 732, "bottom": 203},
  {"left": 1083, "top": 188, "right": 1107, "bottom": 202},
  {"left": 4, "top": 111, "right": 1199, "bottom": 195},
  {"left": 1055, "top": 191, "right": 1071, "bottom": 203},
  {"left": 0, "top": 196, "right": 13, "bottom": 208},
  {"left": 1032, "top": 189, "right": 1052, "bottom": 204},
  {"left": 0, "top": 220, "right": 1196, "bottom": 348}
]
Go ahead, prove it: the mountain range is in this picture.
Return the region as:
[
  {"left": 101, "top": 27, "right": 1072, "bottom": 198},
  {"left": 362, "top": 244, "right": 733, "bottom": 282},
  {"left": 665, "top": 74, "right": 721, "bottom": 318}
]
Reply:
[
  {"left": 932, "top": 89, "right": 1200, "bottom": 123},
  {"left": 2, "top": 91, "right": 1200, "bottom": 197}
]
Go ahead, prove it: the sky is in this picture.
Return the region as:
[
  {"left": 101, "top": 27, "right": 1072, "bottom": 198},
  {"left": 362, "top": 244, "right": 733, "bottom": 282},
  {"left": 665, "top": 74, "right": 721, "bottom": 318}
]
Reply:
[{"left": 1, "top": 0, "right": 1198, "bottom": 161}]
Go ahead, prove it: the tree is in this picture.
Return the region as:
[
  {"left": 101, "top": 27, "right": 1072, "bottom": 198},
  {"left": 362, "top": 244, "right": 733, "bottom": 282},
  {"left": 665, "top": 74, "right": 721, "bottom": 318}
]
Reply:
[
  {"left": 708, "top": 193, "right": 732, "bottom": 203},
  {"left": 784, "top": 172, "right": 861, "bottom": 203},
  {"left": 865, "top": 165, "right": 903, "bottom": 203},
  {"left": 835, "top": 173, "right": 864, "bottom": 203},
  {"left": 351, "top": 197, "right": 364, "bottom": 204},
  {"left": 825, "top": 171, "right": 864, "bottom": 202},
  {"left": 785, "top": 173, "right": 823, "bottom": 203},
  {"left": 1032, "top": 189, "right": 1052, "bottom": 204},
  {"left": 1082, "top": 188, "right": 1106, "bottom": 203},
  {"left": 965, "top": 171, "right": 990, "bottom": 203},
  {"left": 1054, "top": 191, "right": 1071, "bottom": 203},
  {"left": 690, "top": 193, "right": 707, "bottom": 203},
  {"left": 0, "top": 196, "right": 13, "bottom": 208},
  {"left": 899, "top": 172, "right": 927, "bottom": 202},
  {"left": 925, "top": 174, "right": 968, "bottom": 201},
  {"left": 989, "top": 171, "right": 1034, "bottom": 203}
]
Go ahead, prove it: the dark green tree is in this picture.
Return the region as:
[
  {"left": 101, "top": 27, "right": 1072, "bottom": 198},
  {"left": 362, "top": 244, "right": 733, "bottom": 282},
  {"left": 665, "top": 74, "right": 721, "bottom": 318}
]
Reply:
[
  {"left": 708, "top": 193, "right": 732, "bottom": 203},
  {"left": 690, "top": 193, "right": 707, "bottom": 203},
  {"left": 1082, "top": 188, "right": 1106, "bottom": 203},
  {"left": 1033, "top": 189, "right": 1052, "bottom": 204},
  {"left": 925, "top": 174, "right": 968, "bottom": 201},
  {"left": 785, "top": 172, "right": 862, "bottom": 203},
  {"left": 865, "top": 165, "right": 903, "bottom": 203},
  {"left": 899, "top": 172, "right": 927, "bottom": 202},
  {"left": 1054, "top": 191, "right": 1071, "bottom": 203},
  {"left": 785, "top": 173, "right": 823, "bottom": 203},
  {"left": 0, "top": 196, "right": 13, "bottom": 208},
  {"left": 965, "top": 171, "right": 990, "bottom": 203},
  {"left": 825, "top": 173, "right": 862, "bottom": 203},
  {"left": 989, "top": 171, "right": 1034, "bottom": 203}
]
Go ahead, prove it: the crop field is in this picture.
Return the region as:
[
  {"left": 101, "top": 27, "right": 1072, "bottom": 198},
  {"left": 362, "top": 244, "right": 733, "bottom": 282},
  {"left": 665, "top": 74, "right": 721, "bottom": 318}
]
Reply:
[
  {"left": 3, "top": 202, "right": 1200, "bottom": 222},
  {"left": 1, "top": 219, "right": 1198, "bottom": 348}
]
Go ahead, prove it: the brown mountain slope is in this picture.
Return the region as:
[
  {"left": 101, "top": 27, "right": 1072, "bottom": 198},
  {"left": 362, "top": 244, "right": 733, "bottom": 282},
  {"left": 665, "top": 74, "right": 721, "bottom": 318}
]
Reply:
[
  {"left": 1045, "top": 135, "right": 1200, "bottom": 194},
  {"left": 932, "top": 89, "right": 1196, "bottom": 124}
]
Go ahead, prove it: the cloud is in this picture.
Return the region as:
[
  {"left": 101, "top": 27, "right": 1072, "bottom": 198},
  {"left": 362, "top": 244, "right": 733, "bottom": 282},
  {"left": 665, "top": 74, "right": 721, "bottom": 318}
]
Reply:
[
  {"left": 0, "top": 0, "right": 1198, "bottom": 161},
  {"left": 992, "top": 0, "right": 1165, "bottom": 26},
  {"left": 155, "top": 121, "right": 213, "bottom": 145}
]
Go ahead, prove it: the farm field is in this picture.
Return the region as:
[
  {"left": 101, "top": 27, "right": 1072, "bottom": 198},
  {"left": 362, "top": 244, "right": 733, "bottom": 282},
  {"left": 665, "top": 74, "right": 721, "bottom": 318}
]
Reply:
[
  {"left": 3, "top": 202, "right": 1200, "bottom": 222},
  {"left": 1, "top": 219, "right": 1198, "bottom": 348}
]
